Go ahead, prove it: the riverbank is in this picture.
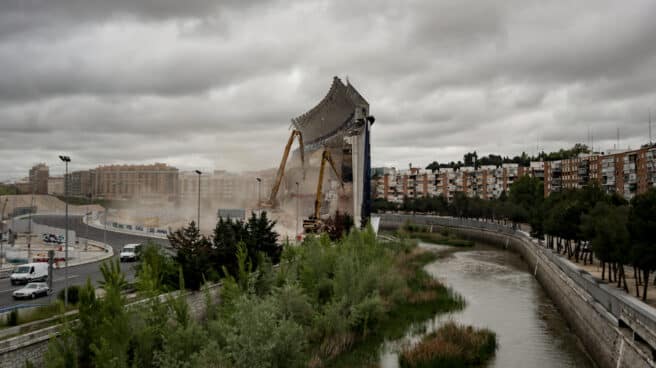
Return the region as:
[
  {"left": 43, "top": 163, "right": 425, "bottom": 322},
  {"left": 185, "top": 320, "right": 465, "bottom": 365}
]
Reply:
[
  {"left": 395, "top": 223, "right": 475, "bottom": 247},
  {"left": 380, "top": 214, "right": 656, "bottom": 368},
  {"left": 327, "top": 245, "right": 464, "bottom": 367}
]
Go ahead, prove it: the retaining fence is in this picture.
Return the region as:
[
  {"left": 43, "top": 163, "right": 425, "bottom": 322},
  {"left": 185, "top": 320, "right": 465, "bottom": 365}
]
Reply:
[{"left": 0, "top": 283, "right": 222, "bottom": 368}]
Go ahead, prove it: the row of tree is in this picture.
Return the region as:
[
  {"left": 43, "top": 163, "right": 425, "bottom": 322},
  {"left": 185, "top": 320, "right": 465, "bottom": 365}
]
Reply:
[
  {"left": 373, "top": 176, "right": 656, "bottom": 301},
  {"left": 423, "top": 143, "right": 591, "bottom": 171},
  {"left": 164, "top": 211, "right": 281, "bottom": 290}
]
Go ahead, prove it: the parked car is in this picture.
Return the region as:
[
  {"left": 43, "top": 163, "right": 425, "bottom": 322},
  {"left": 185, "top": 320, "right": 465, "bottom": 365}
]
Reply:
[
  {"left": 120, "top": 244, "right": 142, "bottom": 262},
  {"left": 10, "top": 263, "right": 49, "bottom": 285},
  {"left": 13, "top": 282, "right": 52, "bottom": 300}
]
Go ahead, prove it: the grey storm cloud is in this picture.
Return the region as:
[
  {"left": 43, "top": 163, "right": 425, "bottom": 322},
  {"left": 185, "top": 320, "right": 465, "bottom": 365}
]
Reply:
[{"left": 1, "top": 0, "right": 656, "bottom": 180}]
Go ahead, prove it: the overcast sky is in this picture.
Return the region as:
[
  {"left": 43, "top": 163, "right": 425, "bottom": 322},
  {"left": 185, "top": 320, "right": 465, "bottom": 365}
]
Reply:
[{"left": 1, "top": 0, "right": 656, "bottom": 180}]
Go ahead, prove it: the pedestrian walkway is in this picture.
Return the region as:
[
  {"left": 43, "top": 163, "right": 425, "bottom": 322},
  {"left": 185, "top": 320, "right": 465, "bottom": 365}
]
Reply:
[{"left": 571, "top": 258, "right": 656, "bottom": 308}]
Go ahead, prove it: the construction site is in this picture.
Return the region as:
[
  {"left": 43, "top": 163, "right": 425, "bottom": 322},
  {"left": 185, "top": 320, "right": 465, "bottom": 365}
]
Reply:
[
  {"left": 263, "top": 76, "right": 374, "bottom": 236},
  {"left": 0, "top": 77, "right": 373, "bottom": 239}
]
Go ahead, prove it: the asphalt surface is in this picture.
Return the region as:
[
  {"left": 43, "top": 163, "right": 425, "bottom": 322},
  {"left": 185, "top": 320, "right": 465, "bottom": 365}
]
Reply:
[{"left": 0, "top": 215, "right": 170, "bottom": 308}]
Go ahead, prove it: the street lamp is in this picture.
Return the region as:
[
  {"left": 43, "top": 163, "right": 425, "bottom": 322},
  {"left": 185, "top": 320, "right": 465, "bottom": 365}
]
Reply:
[
  {"left": 295, "top": 181, "right": 300, "bottom": 239},
  {"left": 256, "top": 177, "right": 262, "bottom": 210},
  {"left": 194, "top": 170, "right": 202, "bottom": 229},
  {"left": 0, "top": 197, "right": 7, "bottom": 268},
  {"left": 59, "top": 155, "right": 71, "bottom": 307}
]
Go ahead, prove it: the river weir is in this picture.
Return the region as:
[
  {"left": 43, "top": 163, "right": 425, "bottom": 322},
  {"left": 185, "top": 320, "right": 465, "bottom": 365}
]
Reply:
[{"left": 378, "top": 242, "right": 595, "bottom": 368}]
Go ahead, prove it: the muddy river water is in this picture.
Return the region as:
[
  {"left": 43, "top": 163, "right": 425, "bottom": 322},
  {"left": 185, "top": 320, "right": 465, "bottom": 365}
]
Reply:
[{"left": 379, "top": 242, "right": 595, "bottom": 367}]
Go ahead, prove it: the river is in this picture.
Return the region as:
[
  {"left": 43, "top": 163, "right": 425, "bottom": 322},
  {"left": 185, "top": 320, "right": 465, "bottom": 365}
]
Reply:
[{"left": 379, "top": 242, "right": 595, "bottom": 367}]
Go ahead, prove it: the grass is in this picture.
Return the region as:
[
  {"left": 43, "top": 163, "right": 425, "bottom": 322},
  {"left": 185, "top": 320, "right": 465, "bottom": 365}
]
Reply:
[
  {"left": 0, "top": 303, "right": 79, "bottom": 339},
  {"left": 399, "top": 322, "right": 497, "bottom": 368},
  {"left": 326, "top": 247, "right": 465, "bottom": 368},
  {"left": 397, "top": 223, "right": 475, "bottom": 247},
  {"left": 409, "top": 232, "right": 475, "bottom": 247}
]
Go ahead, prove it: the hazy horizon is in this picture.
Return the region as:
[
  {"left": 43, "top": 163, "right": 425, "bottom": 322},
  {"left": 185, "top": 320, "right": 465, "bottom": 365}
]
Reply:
[{"left": 2, "top": 0, "right": 655, "bottom": 181}]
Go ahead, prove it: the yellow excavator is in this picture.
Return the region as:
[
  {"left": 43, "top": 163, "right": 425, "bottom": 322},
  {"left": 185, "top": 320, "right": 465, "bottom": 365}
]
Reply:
[
  {"left": 303, "top": 150, "right": 344, "bottom": 233},
  {"left": 261, "top": 130, "right": 305, "bottom": 208}
]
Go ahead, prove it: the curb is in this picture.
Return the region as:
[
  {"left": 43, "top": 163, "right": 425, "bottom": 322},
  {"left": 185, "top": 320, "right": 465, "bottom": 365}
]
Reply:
[
  {"left": 0, "top": 240, "right": 113, "bottom": 278},
  {"left": 84, "top": 217, "right": 169, "bottom": 240}
]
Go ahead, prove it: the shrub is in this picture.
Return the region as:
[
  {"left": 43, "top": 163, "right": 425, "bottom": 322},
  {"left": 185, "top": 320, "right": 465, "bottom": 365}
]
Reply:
[
  {"left": 399, "top": 322, "right": 497, "bottom": 368},
  {"left": 7, "top": 309, "right": 19, "bottom": 326},
  {"left": 57, "top": 285, "right": 81, "bottom": 305}
]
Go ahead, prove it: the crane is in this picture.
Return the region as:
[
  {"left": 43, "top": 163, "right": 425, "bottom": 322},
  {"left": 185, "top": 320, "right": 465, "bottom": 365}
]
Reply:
[
  {"left": 303, "top": 150, "right": 344, "bottom": 233},
  {"left": 263, "top": 130, "right": 305, "bottom": 208}
]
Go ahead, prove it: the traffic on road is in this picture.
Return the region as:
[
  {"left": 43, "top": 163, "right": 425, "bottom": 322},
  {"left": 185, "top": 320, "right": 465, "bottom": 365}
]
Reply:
[{"left": 0, "top": 215, "right": 170, "bottom": 307}]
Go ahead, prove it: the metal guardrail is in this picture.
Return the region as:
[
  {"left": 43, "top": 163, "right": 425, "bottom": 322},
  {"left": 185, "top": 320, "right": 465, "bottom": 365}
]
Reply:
[{"left": 379, "top": 213, "right": 656, "bottom": 349}]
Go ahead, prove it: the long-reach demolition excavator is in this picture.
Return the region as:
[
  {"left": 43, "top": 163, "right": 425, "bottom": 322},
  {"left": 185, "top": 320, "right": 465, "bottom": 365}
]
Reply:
[
  {"left": 261, "top": 130, "right": 305, "bottom": 209},
  {"left": 303, "top": 150, "right": 344, "bottom": 233}
]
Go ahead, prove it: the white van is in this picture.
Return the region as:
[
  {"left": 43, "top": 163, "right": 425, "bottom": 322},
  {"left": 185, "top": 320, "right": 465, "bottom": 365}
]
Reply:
[
  {"left": 10, "top": 263, "right": 49, "bottom": 285},
  {"left": 120, "top": 244, "right": 142, "bottom": 262}
]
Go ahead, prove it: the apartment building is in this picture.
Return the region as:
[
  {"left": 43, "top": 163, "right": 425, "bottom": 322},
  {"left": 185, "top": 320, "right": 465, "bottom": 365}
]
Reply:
[
  {"left": 544, "top": 146, "right": 656, "bottom": 200},
  {"left": 178, "top": 170, "right": 274, "bottom": 208},
  {"left": 373, "top": 162, "right": 537, "bottom": 202},
  {"left": 28, "top": 163, "right": 49, "bottom": 194},
  {"left": 93, "top": 163, "right": 179, "bottom": 201}
]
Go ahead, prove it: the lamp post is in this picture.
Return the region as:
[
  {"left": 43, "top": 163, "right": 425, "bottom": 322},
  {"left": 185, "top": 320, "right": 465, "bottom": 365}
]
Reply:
[
  {"left": 194, "top": 170, "right": 202, "bottom": 229},
  {"left": 59, "top": 155, "right": 71, "bottom": 307},
  {"left": 295, "top": 181, "right": 300, "bottom": 239},
  {"left": 27, "top": 181, "right": 34, "bottom": 262},
  {"left": 1, "top": 197, "right": 7, "bottom": 268},
  {"left": 256, "top": 177, "right": 262, "bottom": 213}
]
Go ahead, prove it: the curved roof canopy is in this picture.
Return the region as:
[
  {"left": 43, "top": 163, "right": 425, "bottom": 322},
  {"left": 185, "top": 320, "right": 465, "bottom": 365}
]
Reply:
[{"left": 292, "top": 77, "right": 369, "bottom": 147}]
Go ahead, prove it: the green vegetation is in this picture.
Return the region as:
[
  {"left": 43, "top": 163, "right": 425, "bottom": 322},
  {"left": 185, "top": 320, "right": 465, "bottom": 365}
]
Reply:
[
  {"left": 373, "top": 176, "right": 541, "bottom": 229},
  {"left": 399, "top": 322, "right": 497, "bottom": 368},
  {"left": 397, "top": 223, "right": 474, "bottom": 247},
  {"left": 376, "top": 172, "right": 656, "bottom": 302},
  {"left": 168, "top": 211, "right": 281, "bottom": 290},
  {"left": 42, "top": 220, "right": 466, "bottom": 368},
  {"left": 422, "top": 143, "right": 591, "bottom": 170},
  {"left": 57, "top": 285, "right": 81, "bottom": 305},
  {"left": 0, "top": 184, "right": 19, "bottom": 195},
  {"left": 0, "top": 303, "right": 77, "bottom": 330}
]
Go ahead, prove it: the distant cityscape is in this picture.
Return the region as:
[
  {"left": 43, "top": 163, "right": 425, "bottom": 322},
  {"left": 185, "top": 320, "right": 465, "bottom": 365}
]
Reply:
[
  {"left": 5, "top": 162, "right": 276, "bottom": 209},
  {"left": 372, "top": 143, "right": 656, "bottom": 203},
  {"left": 6, "top": 142, "right": 656, "bottom": 211}
]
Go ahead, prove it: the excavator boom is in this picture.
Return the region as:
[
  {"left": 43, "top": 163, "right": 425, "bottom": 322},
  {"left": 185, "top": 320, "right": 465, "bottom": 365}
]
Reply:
[
  {"left": 304, "top": 150, "right": 343, "bottom": 233},
  {"left": 265, "top": 130, "right": 304, "bottom": 207}
]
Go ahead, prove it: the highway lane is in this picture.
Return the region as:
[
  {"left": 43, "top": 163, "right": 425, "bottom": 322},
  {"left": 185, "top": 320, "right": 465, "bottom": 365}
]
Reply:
[{"left": 0, "top": 215, "right": 170, "bottom": 308}]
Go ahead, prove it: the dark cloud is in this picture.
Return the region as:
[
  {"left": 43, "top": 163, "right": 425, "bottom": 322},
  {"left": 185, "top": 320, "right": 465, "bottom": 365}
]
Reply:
[{"left": 1, "top": 0, "right": 656, "bottom": 180}]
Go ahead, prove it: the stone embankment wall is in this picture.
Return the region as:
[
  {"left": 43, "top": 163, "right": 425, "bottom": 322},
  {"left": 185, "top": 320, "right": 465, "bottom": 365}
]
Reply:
[
  {"left": 380, "top": 214, "right": 656, "bottom": 368},
  {"left": 0, "top": 283, "right": 221, "bottom": 368}
]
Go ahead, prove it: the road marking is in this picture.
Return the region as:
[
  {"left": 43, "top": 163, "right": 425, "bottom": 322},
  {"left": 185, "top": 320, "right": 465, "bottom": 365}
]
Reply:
[
  {"left": 0, "top": 288, "right": 19, "bottom": 294},
  {"left": 53, "top": 275, "right": 79, "bottom": 282}
]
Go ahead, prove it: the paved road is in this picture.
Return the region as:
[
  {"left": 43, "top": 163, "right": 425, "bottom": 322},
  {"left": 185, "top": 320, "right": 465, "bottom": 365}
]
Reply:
[{"left": 0, "top": 215, "right": 170, "bottom": 308}]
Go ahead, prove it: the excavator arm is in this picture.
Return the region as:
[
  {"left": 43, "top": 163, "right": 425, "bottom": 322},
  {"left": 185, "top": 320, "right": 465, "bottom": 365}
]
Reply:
[
  {"left": 312, "top": 150, "right": 343, "bottom": 219},
  {"left": 304, "top": 149, "right": 344, "bottom": 233},
  {"left": 265, "top": 130, "right": 304, "bottom": 207}
]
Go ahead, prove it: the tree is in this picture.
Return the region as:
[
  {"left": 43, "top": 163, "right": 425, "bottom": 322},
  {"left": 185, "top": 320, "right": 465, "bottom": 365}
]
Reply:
[
  {"left": 244, "top": 211, "right": 281, "bottom": 269},
  {"left": 168, "top": 221, "right": 215, "bottom": 290},
  {"left": 629, "top": 189, "right": 656, "bottom": 301},
  {"left": 212, "top": 217, "right": 241, "bottom": 278},
  {"left": 581, "top": 203, "right": 629, "bottom": 287},
  {"left": 425, "top": 161, "right": 440, "bottom": 172},
  {"left": 463, "top": 151, "right": 478, "bottom": 167}
]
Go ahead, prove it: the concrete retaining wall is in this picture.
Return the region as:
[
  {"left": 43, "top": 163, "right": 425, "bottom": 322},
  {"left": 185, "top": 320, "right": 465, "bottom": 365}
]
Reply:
[
  {"left": 380, "top": 214, "right": 656, "bottom": 368},
  {"left": 0, "top": 283, "right": 221, "bottom": 368}
]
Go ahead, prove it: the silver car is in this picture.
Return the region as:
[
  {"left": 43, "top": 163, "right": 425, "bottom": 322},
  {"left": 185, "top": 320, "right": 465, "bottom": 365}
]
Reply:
[{"left": 12, "top": 282, "right": 52, "bottom": 300}]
